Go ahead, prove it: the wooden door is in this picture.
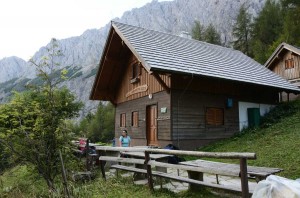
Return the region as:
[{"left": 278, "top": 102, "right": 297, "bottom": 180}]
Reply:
[{"left": 146, "top": 105, "right": 158, "bottom": 146}]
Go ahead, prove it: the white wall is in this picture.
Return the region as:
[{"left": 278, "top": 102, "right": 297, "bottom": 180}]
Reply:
[{"left": 238, "top": 102, "right": 275, "bottom": 131}]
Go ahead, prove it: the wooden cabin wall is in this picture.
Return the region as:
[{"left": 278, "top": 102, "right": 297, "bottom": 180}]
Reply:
[
  {"left": 171, "top": 75, "right": 279, "bottom": 143},
  {"left": 115, "top": 54, "right": 170, "bottom": 104},
  {"left": 115, "top": 91, "right": 171, "bottom": 141},
  {"left": 271, "top": 51, "right": 300, "bottom": 81},
  {"left": 171, "top": 90, "right": 239, "bottom": 141}
]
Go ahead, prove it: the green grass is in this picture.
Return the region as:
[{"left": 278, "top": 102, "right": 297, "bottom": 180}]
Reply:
[
  {"left": 197, "top": 100, "right": 300, "bottom": 179},
  {"left": 0, "top": 165, "right": 218, "bottom": 198}
]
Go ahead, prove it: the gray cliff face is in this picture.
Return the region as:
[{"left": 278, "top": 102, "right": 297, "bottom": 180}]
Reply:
[
  {"left": 0, "top": 57, "right": 27, "bottom": 83},
  {"left": 118, "top": 0, "right": 264, "bottom": 43},
  {"left": 0, "top": 0, "right": 265, "bottom": 119}
]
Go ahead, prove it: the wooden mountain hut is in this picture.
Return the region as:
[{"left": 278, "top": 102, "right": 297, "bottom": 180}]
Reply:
[
  {"left": 90, "top": 22, "right": 300, "bottom": 149},
  {"left": 265, "top": 42, "right": 300, "bottom": 101}
]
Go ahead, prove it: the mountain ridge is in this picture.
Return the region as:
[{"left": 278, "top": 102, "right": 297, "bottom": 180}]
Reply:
[{"left": 0, "top": 0, "right": 265, "bottom": 118}]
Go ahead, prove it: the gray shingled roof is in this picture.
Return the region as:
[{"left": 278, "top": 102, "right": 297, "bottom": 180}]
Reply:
[{"left": 113, "top": 22, "right": 300, "bottom": 93}]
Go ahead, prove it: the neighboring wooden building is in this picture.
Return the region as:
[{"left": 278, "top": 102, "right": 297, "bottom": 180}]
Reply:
[
  {"left": 90, "top": 22, "right": 300, "bottom": 149},
  {"left": 265, "top": 42, "right": 300, "bottom": 101}
]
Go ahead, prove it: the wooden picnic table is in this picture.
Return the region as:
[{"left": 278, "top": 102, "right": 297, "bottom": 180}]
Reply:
[{"left": 180, "top": 159, "right": 283, "bottom": 183}]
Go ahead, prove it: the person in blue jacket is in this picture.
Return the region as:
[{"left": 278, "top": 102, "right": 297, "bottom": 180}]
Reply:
[{"left": 119, "top": 130, "right": 131, "bottom": 147}]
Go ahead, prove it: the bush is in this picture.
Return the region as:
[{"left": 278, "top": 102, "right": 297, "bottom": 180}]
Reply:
[{"left": 260, "top": 100, "right": 300, "bottom": 128}]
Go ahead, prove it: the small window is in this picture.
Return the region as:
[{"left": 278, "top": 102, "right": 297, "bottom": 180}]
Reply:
[
  {"left": 206, "top": 108, "right": 224, "bottom": 126},
  {"left": 132, "top": 111, "right": 139, "bottom": 127},
  {"left": 285, "top": 59, "right": 294, "bottom": 69},
  {"left": 132, "top": 62, "right": 140, "bottom": 79},
  {"left": 120, "top": 113, "right": 126, "bottom": 127}
]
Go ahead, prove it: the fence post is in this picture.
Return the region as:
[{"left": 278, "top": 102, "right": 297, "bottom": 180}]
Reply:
[
  {"left": 145, "top": 151, "right": 153, "bottom": 191},
  {"left": 86, "top": 139, "right": 90, "bottom": 171},
  {"left": 100, "top": 158, "right": 106, "bottom": 180},
  {"left": 240, "top": 158, "right": 249, "bottom": 198},
  {"left": 59, "top": 150, "right": 70, "bottom": 198}
]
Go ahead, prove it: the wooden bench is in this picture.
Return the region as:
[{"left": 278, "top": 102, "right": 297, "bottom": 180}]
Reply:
[
  {"left": 99, "top": 154, "right": 170, "bottom": 180},
  {"left": 108, "top": 163, "right": 252, "bottom": 193}
]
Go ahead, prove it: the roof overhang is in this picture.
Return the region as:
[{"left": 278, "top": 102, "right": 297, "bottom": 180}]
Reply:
[{"left": 152, "top": 67, "right": 300, "bottom": 94}]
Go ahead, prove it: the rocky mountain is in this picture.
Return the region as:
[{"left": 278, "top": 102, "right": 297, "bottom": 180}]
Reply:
[
  {"left": 0, "top": 0, "right": 265, "bottom": 119},
  {"left": 0, "top": 57, "right": 27, "bottom": 83}
]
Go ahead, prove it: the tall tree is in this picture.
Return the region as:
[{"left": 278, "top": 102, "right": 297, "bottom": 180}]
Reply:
[
  {"left": 87, "top": 102, "right": 115, "bottom": 143},
  {"left": 232, "top": 4, "right": 252, "bottom": 55},
  {"left": 191, "top": 20, "right": 205, "bottom": 41},
  {"left": 203, "top": 23, "right": 221, "bottom": 45},
  {"left": 191, "top": 21, "right": 221, "bottom": 45},
  {"left": 251, "top": 0, "right": 283, "bottom": 63},
  {"left": 280, "top": 0, "right": 300, "bottom": 46},
  {"left": 0, "top": 38, "right": 82, "bottom": 192}
]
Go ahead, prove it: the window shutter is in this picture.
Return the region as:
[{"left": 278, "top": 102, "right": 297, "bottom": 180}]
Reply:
[
  {"left": 206, "top": 108, "right": 224, "bottom": 126},
  {"left": 285, "top": 59, "right": 294, "bottom": 69},
  {"left": 120, "top": 113, "right": 126, "bottom": 127},
  {"left": 132, "top": 111, "right": 138, "bottom": 127}
]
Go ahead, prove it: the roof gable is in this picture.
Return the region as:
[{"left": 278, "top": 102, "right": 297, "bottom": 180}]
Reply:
[{"left": 265, "top": 42, "right": 300, "bottom": 68}]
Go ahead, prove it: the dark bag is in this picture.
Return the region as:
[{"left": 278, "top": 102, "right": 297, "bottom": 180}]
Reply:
[{"left": 164, "top": 144, "right": 184, "bottom": 164}]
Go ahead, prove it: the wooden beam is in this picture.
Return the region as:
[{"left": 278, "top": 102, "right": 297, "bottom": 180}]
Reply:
[
  {"left": 95, "top": 146, "right": 257, "bottom": 160},
  {"left": 90, "top": 28, "right": 115, "bottom": 100},
  {"left": 152, "top": 72, "right": 170, "bottom": 93}
]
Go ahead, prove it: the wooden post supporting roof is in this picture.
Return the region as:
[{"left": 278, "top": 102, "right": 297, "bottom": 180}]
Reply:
[{"left": 152, "top": 72, "right": 170, "bottom": 93}]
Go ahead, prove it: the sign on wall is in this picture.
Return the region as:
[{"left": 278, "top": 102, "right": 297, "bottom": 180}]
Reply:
[{"left": 126, "top": 84, "right": 148, "bottom": 97}]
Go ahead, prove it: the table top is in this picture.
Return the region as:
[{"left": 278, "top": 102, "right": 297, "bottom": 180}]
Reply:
[{"left": 180, "top": 159, "right": 283, "bottom": 176}]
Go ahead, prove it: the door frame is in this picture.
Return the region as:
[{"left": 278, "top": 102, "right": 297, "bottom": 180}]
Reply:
[{"left": 146, "top": 104, "right": 158, "bottom": 146}]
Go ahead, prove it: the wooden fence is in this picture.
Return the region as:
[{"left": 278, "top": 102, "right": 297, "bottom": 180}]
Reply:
[{"left": 96, "top": 146, "right": 256, "bottom": 198}]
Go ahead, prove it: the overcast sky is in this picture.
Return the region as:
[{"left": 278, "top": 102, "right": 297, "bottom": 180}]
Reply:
[{"left": 0, "top": 0, "right": 169, "bottom": 60}]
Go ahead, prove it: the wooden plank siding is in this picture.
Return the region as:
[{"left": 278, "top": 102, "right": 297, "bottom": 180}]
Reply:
[
  {"left": 115, "top": 91, "right": 171, "bottom": 141},
  {"left": 170, "top": 74, "right": 279, "bottom": 141},
  {"left": 271, "top": 51, "right": 300, "bottom": 82},
  {"left": 171, "top": 90, "right": 239, "bottom": 140},
  {"left": 115, "top": 54, "right": 171, "bottom": 104}
]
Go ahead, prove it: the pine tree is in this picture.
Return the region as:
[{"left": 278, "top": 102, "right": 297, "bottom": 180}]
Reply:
[
  {"left": 203, "top": 23, "right": 221, "bottom": 45},
  {"left": 251, "top": 0, "right": 283, "bottom": 63},
  {"left": 232, "top": 4, "right": 252, "bottom": 56},
  {"left": 280, "top": 0, "right": 300, "bottom": 46},
  {"left": 191, "top": 20, "right": 205, "bottom": 41}
]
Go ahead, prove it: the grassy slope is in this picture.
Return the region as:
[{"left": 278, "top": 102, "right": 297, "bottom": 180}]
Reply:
[
  {"left": 198, "top": 100, "right": 300, "bottom": 179},
  {"left": 1, "top": 101, "right": 300, "bottom": 197}
]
